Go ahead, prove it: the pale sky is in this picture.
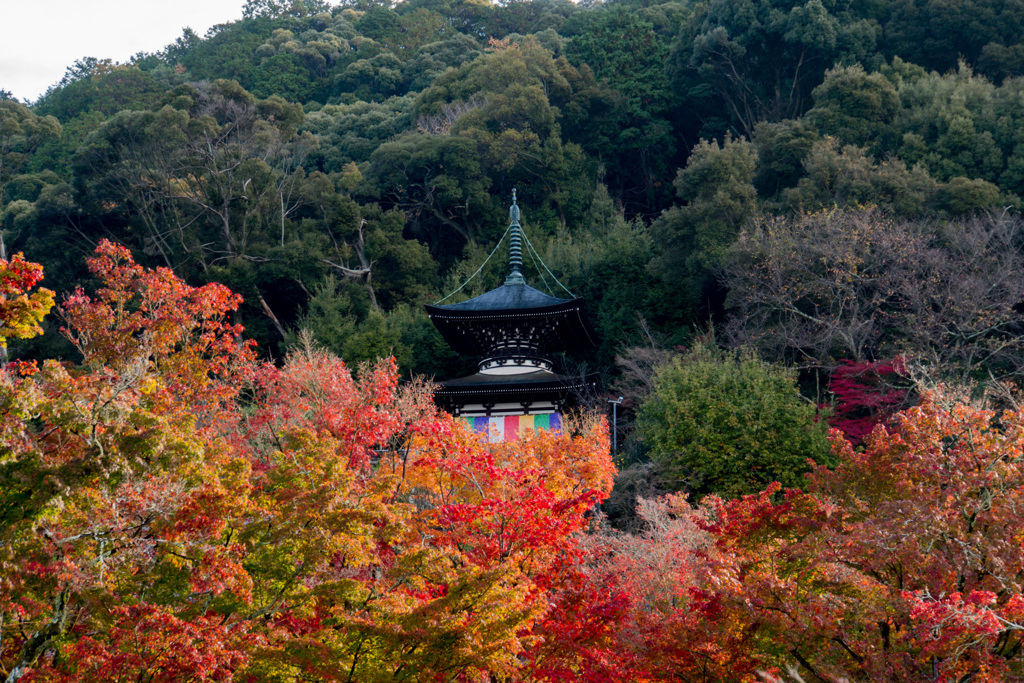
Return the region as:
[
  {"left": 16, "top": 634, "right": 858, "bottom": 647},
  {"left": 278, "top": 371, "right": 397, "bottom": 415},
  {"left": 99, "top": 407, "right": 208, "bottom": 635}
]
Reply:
[{"left": 0, "top": 0, "right": 250, "bottom": 103}]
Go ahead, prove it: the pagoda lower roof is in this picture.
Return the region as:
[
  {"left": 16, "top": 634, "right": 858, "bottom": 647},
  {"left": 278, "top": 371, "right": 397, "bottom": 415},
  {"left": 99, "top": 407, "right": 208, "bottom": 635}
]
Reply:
[{"left": 433, "top": 368, "right": 589, "bottom": 398}]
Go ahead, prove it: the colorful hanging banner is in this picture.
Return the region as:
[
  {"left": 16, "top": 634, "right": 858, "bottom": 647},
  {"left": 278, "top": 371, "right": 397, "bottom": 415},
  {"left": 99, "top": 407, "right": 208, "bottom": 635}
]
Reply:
[
  {"left": 462, "top": 413, "right": 561, "bottom": 443},
  {"left": 518, "top": 414, "right": 535, "bottom": 438},
  {"left": 504, "top": 415, "right": 520, "bottom": 442}
]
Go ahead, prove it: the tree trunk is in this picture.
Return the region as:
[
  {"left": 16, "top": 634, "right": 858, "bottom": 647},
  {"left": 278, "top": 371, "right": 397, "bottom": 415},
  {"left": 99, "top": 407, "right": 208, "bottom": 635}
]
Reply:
[
  {"left": 5, "top": 589, "right": 69, "bottom": 682},
  {"left": 258, "top": 294, "right": 288, "bottom": 341}
]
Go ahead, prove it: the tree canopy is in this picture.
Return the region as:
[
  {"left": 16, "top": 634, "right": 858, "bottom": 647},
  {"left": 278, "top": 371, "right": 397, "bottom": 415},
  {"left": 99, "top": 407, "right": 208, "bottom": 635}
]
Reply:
[{"left": 4, "top": 0, "right": 1024, "bottom": 381}]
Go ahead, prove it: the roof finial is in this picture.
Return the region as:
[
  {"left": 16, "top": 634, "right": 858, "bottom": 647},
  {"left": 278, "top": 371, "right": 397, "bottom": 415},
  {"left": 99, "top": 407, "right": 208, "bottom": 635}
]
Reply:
[
  {"left": 505, "top": 188, "right": 525, "bottom": 285},
  {"left": 509, "top": 188, "right": 521, "bottom": 225}
]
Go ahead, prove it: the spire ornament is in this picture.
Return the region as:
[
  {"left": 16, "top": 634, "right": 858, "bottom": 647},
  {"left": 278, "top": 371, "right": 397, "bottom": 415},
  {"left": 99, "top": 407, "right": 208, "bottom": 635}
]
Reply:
[{"left": 505, "top": 188, "right": 525, "bottom": 285}]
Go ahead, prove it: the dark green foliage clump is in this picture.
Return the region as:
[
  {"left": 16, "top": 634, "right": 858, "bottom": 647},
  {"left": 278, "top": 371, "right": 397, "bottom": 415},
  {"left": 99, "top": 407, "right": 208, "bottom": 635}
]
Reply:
[{"left": 639, "top": 343, "right": 834, "bottom": 499}]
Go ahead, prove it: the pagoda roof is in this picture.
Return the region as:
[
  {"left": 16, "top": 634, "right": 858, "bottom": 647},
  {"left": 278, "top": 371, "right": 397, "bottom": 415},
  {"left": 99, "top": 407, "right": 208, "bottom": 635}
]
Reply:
[
  {"left": 433, "top": 368, "right": 590, "bottom": 399},
  {"left": 428, "top": 282, "right": 570, "bottom": 313},
  {"left": 424, "top": 290, "right": 596, "bottom": 356}
]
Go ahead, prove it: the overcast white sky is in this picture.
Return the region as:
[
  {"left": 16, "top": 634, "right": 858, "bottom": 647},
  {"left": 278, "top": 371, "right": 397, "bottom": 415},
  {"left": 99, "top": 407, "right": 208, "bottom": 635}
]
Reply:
[{"left": 0, "top": 0, "right": 250, "bottom": 102}]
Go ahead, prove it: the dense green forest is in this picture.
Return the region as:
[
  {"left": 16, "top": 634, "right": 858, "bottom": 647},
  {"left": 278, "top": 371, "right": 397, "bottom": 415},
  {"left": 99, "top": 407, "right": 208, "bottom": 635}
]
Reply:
[{"left": 3, "top": 0, "right": 1024, "bottom": 399}]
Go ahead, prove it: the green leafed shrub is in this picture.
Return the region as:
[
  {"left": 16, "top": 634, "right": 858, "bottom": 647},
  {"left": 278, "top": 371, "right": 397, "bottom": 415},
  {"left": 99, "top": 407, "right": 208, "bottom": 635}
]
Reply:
[{"left": 639, "top": 342, "right": 833, "bottom": 499}]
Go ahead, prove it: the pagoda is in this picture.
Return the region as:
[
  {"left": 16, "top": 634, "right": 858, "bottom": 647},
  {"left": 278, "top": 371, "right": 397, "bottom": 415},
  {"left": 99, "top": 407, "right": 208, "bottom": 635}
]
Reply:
[{"left": 425, "top": 191, "right": 597, "bottom": 442}]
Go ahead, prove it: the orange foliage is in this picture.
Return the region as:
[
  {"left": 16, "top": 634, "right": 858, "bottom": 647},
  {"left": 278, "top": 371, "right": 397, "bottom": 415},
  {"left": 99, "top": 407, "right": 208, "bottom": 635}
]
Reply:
[
  {"left": 0, "top": 252, "right": 54, "bottom": 349},
  {"left": 0, "top": 243, "right": 618, "bottom": 683}
]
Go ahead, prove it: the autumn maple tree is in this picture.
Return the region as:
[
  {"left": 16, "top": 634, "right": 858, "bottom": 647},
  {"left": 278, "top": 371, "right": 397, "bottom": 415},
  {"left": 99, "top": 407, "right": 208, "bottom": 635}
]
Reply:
[
  {"left": 803, "top": 393, "right": 1024, "bottom": 680},
  {"left": 0, "top": 242, "right": 617, "bottom": 683},
  {"left": 535, "top": 383, "right": 1024, "bottom": 682},
  {"left": 586, "top": 392, "right": 1024, "bottom": 682},
  {"left": 0, "top": 252, "right": 54, "bottom": 351},
  {"left": 826, "top": 357, "right": 911, "bottom": 445},
  {"left": 0, "top": 241, "right": 255, "bottom": 682}
]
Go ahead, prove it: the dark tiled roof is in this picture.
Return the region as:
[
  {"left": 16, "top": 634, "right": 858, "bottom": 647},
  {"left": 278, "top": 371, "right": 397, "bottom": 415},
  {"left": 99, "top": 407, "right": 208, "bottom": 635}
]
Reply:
[
  {"left": 431, "top": 283, "right": 570, "bottom": 312},
  {"left": 434, "top": 368, "right": 590, "bottom": 397},
  {"left": 439, "top": 368, "right": 574, "bottom": 388}
]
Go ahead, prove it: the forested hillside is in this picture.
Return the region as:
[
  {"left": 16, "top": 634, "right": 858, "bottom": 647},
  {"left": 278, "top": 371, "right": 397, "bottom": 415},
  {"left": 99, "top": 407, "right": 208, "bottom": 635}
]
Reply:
[{"left": 3, "top": 0, "right": 1024, "bottom": 385}]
